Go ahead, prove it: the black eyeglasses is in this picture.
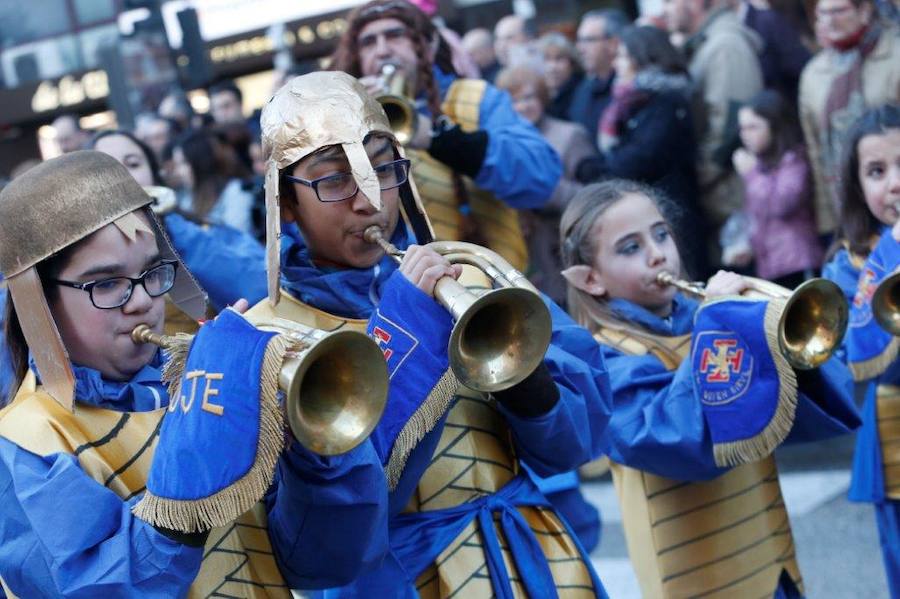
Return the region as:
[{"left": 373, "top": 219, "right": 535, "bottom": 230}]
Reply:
[
  {"left": 285, "top": 158, "right": 411, "bottom": 203},
  {"left": 52, "top": 260, "right": 179, "bottom": 309}
]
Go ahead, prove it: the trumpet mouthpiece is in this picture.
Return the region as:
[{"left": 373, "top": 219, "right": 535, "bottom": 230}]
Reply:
[
  {"left": 131, "top": 324, "right": 155, "bottom": 345},
  {"left": 363, "top": 226, "right": 383, "bottom": 244}
]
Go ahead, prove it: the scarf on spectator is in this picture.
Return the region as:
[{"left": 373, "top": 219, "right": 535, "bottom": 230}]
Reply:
[
  {"left": 821, "top": 23, "right": 882, "bottom": 205},
  {"left": 598, "top": 68, "right": 691, "bottom": 152}
]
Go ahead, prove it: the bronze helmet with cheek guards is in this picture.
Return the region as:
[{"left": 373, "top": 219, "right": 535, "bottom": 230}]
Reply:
[
  {"left": 260, "top": 70, "right": 434, "bottom": 306},
  {"left": 0, "top": 150, "right": 207, "bottom": 410}
]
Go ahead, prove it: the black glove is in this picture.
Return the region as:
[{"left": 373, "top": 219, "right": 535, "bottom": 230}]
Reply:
[
  {"left": 493, "top": 362, "right": 560, "bottom": 418},
  {"left": 153, "top": 525, "right": 211, "bottom": 548},
  {"left": 428, "top": 119, "right": 488, "bottom": 179}
]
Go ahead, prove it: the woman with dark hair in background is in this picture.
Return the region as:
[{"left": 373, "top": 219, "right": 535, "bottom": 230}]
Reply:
[
  {"left": 90, "top": 130, "right": 266, "bottom": 313},
  {"left": 171, "top": 128, "right": 257, "bottom": 236},
  {"left": 577, "top": 24, "right": 707, "bottom": 278}
]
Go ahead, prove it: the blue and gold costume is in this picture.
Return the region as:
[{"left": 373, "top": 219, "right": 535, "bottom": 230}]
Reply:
[
  {"left": 406, "top": 68, "right": 562, "bottom": 271},
  {"left": 591, "top": 295, "right": 858, "bottom": 597},
  {"left": 247, "top": 225, "right": 612, "bottom": 598},
  {"left": 0, "top": 151, "right": 387, "bottom": 597},
  {"left": 0, "top": 353, "right": 388, "bottom": 597},
  {"left": 823, "top": 233, "right": 900, "bottom": 596}
]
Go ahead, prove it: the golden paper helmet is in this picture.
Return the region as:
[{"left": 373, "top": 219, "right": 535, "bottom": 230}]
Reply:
[
  {"left": 0, "top": 150, "right": 206, "bottom": 409},
  {"left": 260, "top": 70, "right": 432, "bottom": 305}
]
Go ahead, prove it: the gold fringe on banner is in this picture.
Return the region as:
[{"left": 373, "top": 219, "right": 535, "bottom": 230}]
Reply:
[
  {"left": 850, "top": 336, "right": 900, "bottom": 382},
  {"left": 159, "top": 332, "right": 194, "bottom": 397},
  {"left": 132, "top": 334, "right": 297, "bottom": 532},
  {"left": 384, "top": 368, "right": 459, "bottom": 491},
  {"left": 713, "top": 298, "right": 799, "bottom": 467}
]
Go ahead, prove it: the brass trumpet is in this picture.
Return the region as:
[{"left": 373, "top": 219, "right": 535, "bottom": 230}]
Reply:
[
  {"left": 132, "top": 319, "right": 389, "bottom": 455},
  {"left": 376, "top": 64, "right": 418, "bottom": 146},
  {"left": 364, "top": 226, "right": 552, "bottom": 392},
  {"left": 870, "top": 208, "right": 900, "bottom": 335},
  {"left": 657, "top": 272, "right": 848, "bottom": 370},
  {"left": 873, "top": 271, "right": 900, "bottom": 335}
]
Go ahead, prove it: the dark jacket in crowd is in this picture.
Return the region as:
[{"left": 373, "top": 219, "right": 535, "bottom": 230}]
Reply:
[
  {"left": 742, "top": 3, "right": 811, "bottom": 105},
  {"left": 480, "top": 60, "right": 501, "bottom": 83},
  {"left": 546, "top": 73, "right": 585, "bottom": 122},
  {"left": 577, "top": 71, "right": 708, "bottom": 277},
  {"left": 566, "top": 72, "right": 615, "bottom": 143}
]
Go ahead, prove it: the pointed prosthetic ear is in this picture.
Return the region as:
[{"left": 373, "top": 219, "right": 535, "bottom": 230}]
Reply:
[{"left": 561, "top": 265, "right": 606, "bottom": 297}]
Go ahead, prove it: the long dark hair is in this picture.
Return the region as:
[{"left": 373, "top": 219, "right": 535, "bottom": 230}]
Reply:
[
  {"left": 741, "top": 90, "right": 803, "bottom": 168},
  {"left": 90, "top": 129, "right": 165, "bottom": 186},
  {"left": 89, "top": 129, "right": 207, "bottom": 226},
  {"left": 329, "top": 0, "right": 474, "bottom": 239},
  {"left": 172, "top": 128, "right": 248, "bottom": 219},
  {"left": 840, "top": 104, "right": 900, "bottom": 257},
  {"left": 330, "top": 0, "right": 457, "bottom": 123},
  {"left": 618, "top": 25, "right": 686, "bottom": 75}
]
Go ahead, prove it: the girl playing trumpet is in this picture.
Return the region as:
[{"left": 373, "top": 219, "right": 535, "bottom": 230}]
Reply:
[
  {"left": 560, "top": 179, "right": 859, "bottom": 598},
  {"left": 821, "top": 104, "right": 900, "bottom": 595},
  {"left": 0, "top": 151, "right": 388, "bottom": 596}
]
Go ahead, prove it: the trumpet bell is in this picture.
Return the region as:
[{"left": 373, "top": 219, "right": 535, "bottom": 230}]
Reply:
[
  {"left": 873, "top": 271, "right": 900, "bottom": 335},
  {"left": 375, "top": 64, "right": 417, "bottom": 146},
  {"left": 774, "top": 278, "right": 848, "bottom": 370},
  {"left": 378, "top": 94, "right": 417, "bottom": 146},
  {"left": 281, "top": 330, "right": 389, "bottom": 456},
  {"left": 449, "top": 287, "right": 552, "bottom": 392}
]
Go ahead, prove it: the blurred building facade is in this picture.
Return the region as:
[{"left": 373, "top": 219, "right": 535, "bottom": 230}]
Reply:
[{"left": 0, "top": 0, "right": 629, "bottom": 175}]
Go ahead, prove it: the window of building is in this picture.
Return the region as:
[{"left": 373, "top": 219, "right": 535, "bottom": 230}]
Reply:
[{"left": 73, "top": 0, "right": 117, "bottom": 26}]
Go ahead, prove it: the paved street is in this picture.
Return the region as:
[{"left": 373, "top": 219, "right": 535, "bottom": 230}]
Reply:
[{"left": 585, "top": 435, "right": 893, "bottom": 598}]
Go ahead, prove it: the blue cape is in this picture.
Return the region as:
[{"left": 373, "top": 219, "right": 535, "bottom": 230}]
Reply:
[
  {"left": 691, "top": 297, "right": 798, "bottom": 467},
  {"left": 133, "top": 310, "right": 289, "bottom": 532}
]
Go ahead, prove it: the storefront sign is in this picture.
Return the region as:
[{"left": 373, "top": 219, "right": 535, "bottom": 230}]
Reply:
[{"left": 30, "top": 70, "right": 110, "bottom": 114}]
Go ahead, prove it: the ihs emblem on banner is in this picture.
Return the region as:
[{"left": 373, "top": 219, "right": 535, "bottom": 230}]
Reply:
[{"left": 693, "top": 331, "right": 754, "bottom": 406}]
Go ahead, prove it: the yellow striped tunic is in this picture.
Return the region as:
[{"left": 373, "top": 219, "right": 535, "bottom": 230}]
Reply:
[
  {"left": 594, "top": 325, "right": 803, "bottom": 598},
  {"left": 0, "top": 372, "right": 290, "bottom": 598}
]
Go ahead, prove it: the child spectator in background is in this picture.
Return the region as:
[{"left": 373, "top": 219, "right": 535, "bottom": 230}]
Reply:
[{"left": 732, "top": 90, "right": 823, "bottom": 288}]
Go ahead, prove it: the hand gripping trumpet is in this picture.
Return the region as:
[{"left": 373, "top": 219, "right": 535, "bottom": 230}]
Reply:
[
  {"left": 376, "top": 63, "right": 418, "bottom": 146},
  {"left": 656, "top": 272, "right": 849, "bottom": 370},
  {"left": 364, "top": 226, "right": 552, "bottom": 392},
  {"left": 132, "top": 319, "right": 389, "bottom": 455}
]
